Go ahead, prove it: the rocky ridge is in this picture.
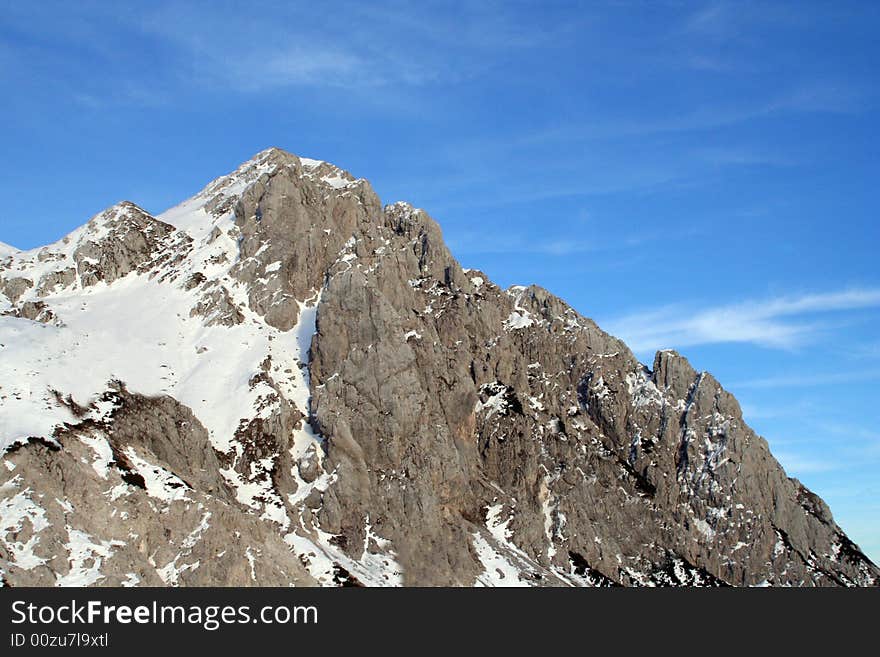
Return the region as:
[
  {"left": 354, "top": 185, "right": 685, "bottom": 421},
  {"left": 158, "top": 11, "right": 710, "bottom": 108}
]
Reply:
[{"left": 0, "top": 148, "right": 876, "bottom": 587}]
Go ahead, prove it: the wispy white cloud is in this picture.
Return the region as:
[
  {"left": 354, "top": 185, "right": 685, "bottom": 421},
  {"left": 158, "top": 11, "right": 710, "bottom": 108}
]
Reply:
[
  {"left": 604, "top": 288, "right": 880, "bottom": 353},
  {"left": 512, "top": 84, "right": 867, "bottom": 147},
  {"left": 843, "top": 341, "right": 880, "bottom": 360},
  {"left": 71, "top": 82, "right": 171, "bottom": 109},
  {"left": 755, "top": 422, "right": 880, "bottom": 491},
  {"left": 672, "top": 0, "right": 847, "bottom": 75},
  {"left": 815, "top": 422, "right": 880, "bottom": 446},
  {"left": 122, "top": 1, "right": 557, "bottom": 93},
  {"left": 445, "top": 223, "right": 689, "bottom": 257},
  {"left": 680, "top": 0, "right": 845, "bottom": 40},
  {"left": 1, "top": 1, "right": 562, "bottom": 101},
  {"left": 739, "top": 399, "right": 817, "bottom": 421},
  {"left": 229, "top": 48, "right": 368, "bottom": 91},
  {"left": 770, "top": 436, "right": 880, "bottom": 477},
  {"left": 682, "top": 2, "right": 733, "bottom": 40},
  {"left": 692, "top": 146, "right": 798, "bottom": 168},
  {"left": 732, "top": 369, "right": 880, "bottom": 389},
  {"left": 447, "top": 234, "right": 598, "bottom": 256},
  {"left": 772, "top": 451, "right": 843, "bottom": 475}
]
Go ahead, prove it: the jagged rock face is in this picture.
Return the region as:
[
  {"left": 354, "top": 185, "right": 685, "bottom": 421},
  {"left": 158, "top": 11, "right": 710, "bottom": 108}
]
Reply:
[{"left": 0, "top": 148, "right": 877, "bottom": 587}]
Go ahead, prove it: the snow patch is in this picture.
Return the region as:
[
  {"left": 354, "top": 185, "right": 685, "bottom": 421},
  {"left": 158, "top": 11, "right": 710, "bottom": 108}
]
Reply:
[
  {"left": 693, "top": 517, "right": 716, "bottom": 541},
  {"left": 78, "top": 434, "right": 114, "bottom": 479},
  {"left": 625, "top": 370, "right": 664, "bottom": 409},
  {"left": 0, "top": 241, "right": 19, "bottom": 258},
  {"left": 0, "top": 479, "right": 49, "bottom": 570},
  {"left": 475, "top": 383, "right": 511, "bottom": 418},
  {"left": 121, "top": 572, "right": 140, "bottom": 587},
  {"left": 123, "top": 448, "right": 189, "bottom": 502},
  {"left": 55, "top": 527, "right": 124, "bottom": 586},
  {"left": 471, "top": 503, "right": 537, "bottom": 587},
  {"left": 504, "top": 310, "right": 534, "bottom": 330},
  {"left": 472, "top": 532, "right": 530, "bottom": 587}
]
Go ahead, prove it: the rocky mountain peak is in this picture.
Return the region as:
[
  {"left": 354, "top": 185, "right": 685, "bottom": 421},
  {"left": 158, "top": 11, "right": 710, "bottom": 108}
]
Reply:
[
  {"left": 1, "top": 148, "right": 876, "bottom": 587},
  {"left": 652, "top": 349, "right": 700, "bottom": 398}
]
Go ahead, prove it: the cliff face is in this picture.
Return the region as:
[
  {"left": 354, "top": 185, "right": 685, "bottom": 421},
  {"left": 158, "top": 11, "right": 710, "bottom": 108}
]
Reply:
[{"left": 1, "top": 148, "right": 876, "bottom": 586}]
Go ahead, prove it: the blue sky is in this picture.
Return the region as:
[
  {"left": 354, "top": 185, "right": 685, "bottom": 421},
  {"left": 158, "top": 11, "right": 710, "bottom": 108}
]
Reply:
[{"left": 1, "top": 1, "right": 878, "bottom": 561}]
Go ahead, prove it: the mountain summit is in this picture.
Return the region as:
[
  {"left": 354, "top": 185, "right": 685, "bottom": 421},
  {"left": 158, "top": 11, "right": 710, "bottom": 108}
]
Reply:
[{"left": 0, "top": 148, "right": 876, "bottom": 586}]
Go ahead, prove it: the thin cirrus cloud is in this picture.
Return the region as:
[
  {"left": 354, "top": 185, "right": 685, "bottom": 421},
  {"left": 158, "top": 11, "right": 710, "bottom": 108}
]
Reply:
[
  {"left": 509, "top": 83, "right": 866, "bottom": 149},
  {"left": 2, "top": 1, "right": 534, "bottom": 96},
  {"left": 447, "top": 234, "right": 598, "bottom": 256},
  {"left": 122, "top": 2, "right": 553, "bottom": 93},
  {"left": 771, "top": 452, "right": 843, "bottom": 475},
  {"left": 731, "top": 369, "right": 880, "bottom": 390},
  {"left": 603, "top": 288, "right": 880, "bottom": 353}
]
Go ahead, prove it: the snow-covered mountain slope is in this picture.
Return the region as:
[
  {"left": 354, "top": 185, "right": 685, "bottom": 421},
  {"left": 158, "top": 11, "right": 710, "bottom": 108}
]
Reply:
[
  {"left": 1, "top": 148, "right": 877, "bottom": 587},
  {"left": 0, "top": 241, "right": 17, "bottom": 258}
]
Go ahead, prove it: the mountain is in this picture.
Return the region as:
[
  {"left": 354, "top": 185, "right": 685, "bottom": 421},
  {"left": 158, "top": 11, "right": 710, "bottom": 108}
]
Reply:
[{"left": 0, "top": 147, "right": 876, "bottom": 587}]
